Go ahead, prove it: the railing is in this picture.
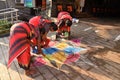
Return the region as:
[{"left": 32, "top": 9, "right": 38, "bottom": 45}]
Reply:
[
  {"left": 0, "top": 8, "right": 19, "bottom": 24},
  {"left": 0, "top": 8, "right": 19, "bottom": 36}
]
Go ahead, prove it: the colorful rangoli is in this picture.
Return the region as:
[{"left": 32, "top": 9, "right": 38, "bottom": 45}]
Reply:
[{"left": 32, "top": 39, "right": 87, "bottom": 68}]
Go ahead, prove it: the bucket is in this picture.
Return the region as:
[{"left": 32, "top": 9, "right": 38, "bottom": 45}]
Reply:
[{"left": 47, "top": 31, "right": 57, "bottom": 41}]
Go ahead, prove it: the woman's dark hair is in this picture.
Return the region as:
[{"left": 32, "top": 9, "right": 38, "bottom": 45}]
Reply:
[
  {"left": 50, "top": 22, "right": 58, "bottom": 31},
  {"left": 39, "top": 27, "right": 45, "bottom": 34},
  {"left": 39, "top": 22, "right": 58, "bottom": 35},
  {"left": 58, "top": 19, "right": 72, "bottom": 28},
  {"left": 65, "top": 19, "right": 72, "bottom": 27}
]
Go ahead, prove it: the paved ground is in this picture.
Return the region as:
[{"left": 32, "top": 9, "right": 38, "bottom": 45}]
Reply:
[
  {"left": 71, "top": 17, "right": 120, "bottom": 52},
  {"left": 0, "top": 17, "right": 120, "bottom": 80}
]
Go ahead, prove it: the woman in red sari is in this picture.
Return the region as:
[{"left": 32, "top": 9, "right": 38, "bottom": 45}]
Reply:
[
  {"left": 29, "top": 16, "right": 58, "bottom": 49},
  {"left": 8, "top": 22, "right": 38, "bottom": 76},
  {"left": 56, "top": 11, "right": 73, "bottom": 40},
  {"left": 8, "top": 16, "right": 57, "bottom": 76}
]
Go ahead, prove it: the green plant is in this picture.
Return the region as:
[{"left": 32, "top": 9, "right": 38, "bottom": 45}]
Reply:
[{"left": 0, "top": 20, "right": 12, "bottom": 35}]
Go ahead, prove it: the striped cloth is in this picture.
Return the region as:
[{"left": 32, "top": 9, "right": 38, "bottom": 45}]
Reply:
[{"left": 8, "top": 22, "right": 37, "bottom": 69}]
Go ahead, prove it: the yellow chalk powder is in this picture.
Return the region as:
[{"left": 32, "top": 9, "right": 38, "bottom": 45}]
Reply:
[
  {"left": 55, "top": 42, "right": 69, "bottom": 50},
  {"left": 52, "top": 51, "right": 67, "bottom": 68},
  {"left": 52, "top": 51, "right": 66, "bottom": 62}
]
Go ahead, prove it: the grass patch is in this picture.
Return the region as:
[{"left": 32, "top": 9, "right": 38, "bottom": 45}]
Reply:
[{"left": 0, "top": 20, "right": 12, "bottom": 35}]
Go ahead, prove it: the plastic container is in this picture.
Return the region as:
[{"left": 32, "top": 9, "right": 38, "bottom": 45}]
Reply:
[
  {"left": 72, "top": 18, "right": 79, "bottom": 23},
  {"left": 47, "top": 31, "right": 57, "bottom": 40},
  {"left": 64, "top": 31, "right": 69, "bottom": 37}
]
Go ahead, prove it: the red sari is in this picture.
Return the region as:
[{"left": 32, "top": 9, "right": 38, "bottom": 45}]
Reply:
[
  {"left": 57, "top": 12, "right": 72, "bottom": 38},
  {"left": 57, "top": 11, "right": 72, "bottom": 22},
  {"left": 8, "top": 22, "right": 37, "bottom": 69},
  {"left": 29, "top": 16, "right": 51, "bottom": 48}
]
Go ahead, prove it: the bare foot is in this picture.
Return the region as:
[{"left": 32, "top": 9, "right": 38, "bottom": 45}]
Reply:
[{"left": 25, "top": 69, "right": 37, "bottom": 76}]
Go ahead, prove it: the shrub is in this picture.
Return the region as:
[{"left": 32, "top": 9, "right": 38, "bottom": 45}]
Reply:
[{"left": 0, "top": 20, "right": 12, "bottom": 35}]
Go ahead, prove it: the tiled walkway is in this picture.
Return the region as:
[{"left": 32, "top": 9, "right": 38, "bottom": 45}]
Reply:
[{"left": 0, "top": 18, "right": 120, "bottom": 80}]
